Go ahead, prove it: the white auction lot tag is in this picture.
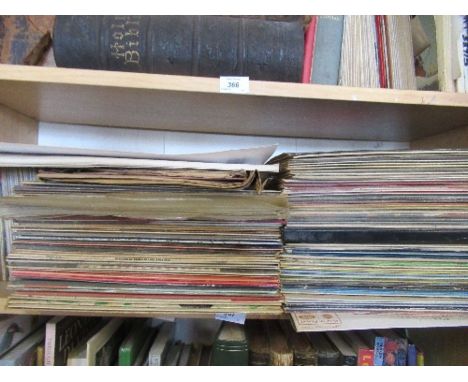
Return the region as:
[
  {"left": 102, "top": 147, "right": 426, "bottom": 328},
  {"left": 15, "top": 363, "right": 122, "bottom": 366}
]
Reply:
[
  {"left": 215, "top": 313, "right": 247, "bottom": 324},
  {"left": 219, "top": 76, "right": 250, "bottom": 94}
]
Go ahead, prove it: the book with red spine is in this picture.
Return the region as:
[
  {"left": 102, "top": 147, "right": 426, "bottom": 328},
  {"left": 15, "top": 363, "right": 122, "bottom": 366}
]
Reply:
[{"left": 301, "top": 16, "right": 318, "bottom": 83}]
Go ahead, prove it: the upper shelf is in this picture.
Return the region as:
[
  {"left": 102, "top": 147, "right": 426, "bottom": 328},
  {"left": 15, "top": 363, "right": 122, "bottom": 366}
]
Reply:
[{"left": 1, "top": 64, "right": 468, "bottom": 142}]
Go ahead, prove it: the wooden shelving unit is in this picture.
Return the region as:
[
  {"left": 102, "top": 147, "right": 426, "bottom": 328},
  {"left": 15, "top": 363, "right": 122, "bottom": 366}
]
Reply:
[{"left": 1, "top": 64, "right": 468, "bottom": 334}]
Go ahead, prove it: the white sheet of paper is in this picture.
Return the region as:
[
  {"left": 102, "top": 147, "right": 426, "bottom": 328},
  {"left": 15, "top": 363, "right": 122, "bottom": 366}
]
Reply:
[
  {"left": 0, "top": 142, "right": 277, "bottom": 165},
  {"left": 0, "top": 154, "right": 279, "bottom": 172}
]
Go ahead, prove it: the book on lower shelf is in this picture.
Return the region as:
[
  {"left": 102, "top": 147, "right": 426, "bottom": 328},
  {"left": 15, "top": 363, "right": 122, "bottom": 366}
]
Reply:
[
  {"left": 118, "top": 319, "right": 154, "bottom": 366},
  {"left": 373, "top": 329, "right": 408, "bottom": 366},
  {"left": 148, "top": 322, "right": 175, "bottom": 366},
  {"left": 44, "top": 316, "right": 103, "bottom": 366},
  {"left": 0, "top": 325, "right": 45, "bottom": 366},
  {"left": 66, "top": 318, "right": 127, "bottom": 366}
]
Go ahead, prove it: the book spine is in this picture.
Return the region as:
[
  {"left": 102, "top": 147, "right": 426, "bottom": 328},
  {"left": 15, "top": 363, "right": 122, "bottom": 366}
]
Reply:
[
  {"left": 311, "top": 16, "right": 344, "bottom": 85},
  {"left": 118, "top": 347, "right": 132, "bottom": 366},
  {"left": 394, "top": 339, "right": 408, "bottom": 366},
  {"left": 373, "top": 337, "right": 385, "bottom": 366},
  {"left": 44, "top": 323, "right": 56, "bottom": 366},
  {"left": 36, "top": 345, "right": 44, "bottom": 366},
  {"left": 416, "top": 351, "right": 425, "bottom": 366},
  {"left": 148, "top": 352, "right": 162, "bottom": 366},
  {"left": 375, "top": 16, "right": 388, "bottom": 88},
  {"left": 0, "top": 219, "right": 5, "bottom": 281},
  {"left": 463, "top": 16, "right": 468, "bottom": 92},
  {"left": 53, "top": 16, "right": 303, "bottom": 83},
  {"left": 407, "top": 344, "right": 417, "bottom": 366},
  {"left": 357, "top": 348, "right": 374, "bottom": 366},
  {"left": 302, "top": 16, "right": 318, "bottom": 83}
]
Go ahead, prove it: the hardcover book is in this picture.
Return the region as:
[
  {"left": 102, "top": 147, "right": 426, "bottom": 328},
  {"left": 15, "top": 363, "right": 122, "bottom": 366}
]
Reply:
[
  {"left": 118, "top": 319, "right": 152, "bottom": 366},
  {"left": 311, "top": 16, "right": 344, "bottom": 85},
  {"left": 44, "top": 316, "right": 102, "bottom": 366},
  {"left": 187, "top": 344, "right": 203, "bottom": 366},
  {"left": 342, "top": 331, "right": 375, "bottom": 366},
  {"left": 264, "top": 320, "right": 293, "bottom": 366},
  {"left": 245, "top": 319, "right": 270, "bottom": 366},
  {"left": 163, "top": 341, "right": 183, "bottom": 366},
  {"left": 0, "top": 325, "right": 45, "bottom": 366},
  {"left": 132, "top": 327, "right": 158, "bottom": 366},
  {"left": 279, "top": 320, "right": 317, "bottom": 366},
  {"left": 92, "top": 318, "right": 129, "bottom": 366},
  {"left": 148, "top": 322, "right": 175, "bottom": 366},
  {"left": 0, "top": 315, "right": 46, "bottom": 357},
  {"left": 326, "top": 331, "right": 357, "bottom": 366},
  {"left": 210, "top": 322, "right": 248, "bottom": 366},
  {"left": 373, "top": 329, "right": 408, "bottom": 366},
  {"left": 67, "top": 318, "right": 127, "bottom": 366},
  {"left": 306, "top": 332, "right": 341, "bottom": 366},
  {"left": 178, "top": 344, "right": 192, "bottom": 366}
]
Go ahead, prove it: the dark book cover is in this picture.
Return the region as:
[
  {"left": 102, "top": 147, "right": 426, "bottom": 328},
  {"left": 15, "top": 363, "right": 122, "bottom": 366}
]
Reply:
[
  {"left": 245, "top": 319, "right": 270, "bottom": 366},
  {"left": 44, "top": 316, "right": 102, "bottom": 366},
  {"left": 210, "top": 322, "right": 248, "bottom": 366},
  {"left": 52, "top": 16, "right": 303, "bottom": 82},
  {"left": 279, "top": 320, "right": 317, "bottom": 366},
  {"left": 306, "top": 332, "right": 341, "bottom": 366},
  {"left": 264, "top": 320, "right": 293, "bottom": 366}
]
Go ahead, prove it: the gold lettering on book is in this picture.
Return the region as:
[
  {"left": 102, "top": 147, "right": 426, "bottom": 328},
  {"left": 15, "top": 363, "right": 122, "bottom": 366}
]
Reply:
[
  {"left": 110, "top": 42, "right": 125, "bottom": 59},
  {"left": 125, "top": 50, "right": 140, "bottom": 64},
  {"left": 112, "top": 31, "right": 124, "bottom": 41},
  {"left": 109, "top": 16, "right": 142, "bottom": 65}
]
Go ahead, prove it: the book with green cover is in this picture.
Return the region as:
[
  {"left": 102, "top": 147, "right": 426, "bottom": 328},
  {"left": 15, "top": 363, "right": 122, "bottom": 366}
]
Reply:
[
  {"left": 118, "top": 319, "right": 151, "bottom": 366},
  {"left": 210, "top": 322, "right": 248, "bottom": 366}
]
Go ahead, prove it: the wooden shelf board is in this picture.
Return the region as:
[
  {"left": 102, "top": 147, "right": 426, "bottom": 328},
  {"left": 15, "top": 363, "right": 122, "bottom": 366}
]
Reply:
[{"left": 1, "top": 65, "right": 468, "bottom": 142}]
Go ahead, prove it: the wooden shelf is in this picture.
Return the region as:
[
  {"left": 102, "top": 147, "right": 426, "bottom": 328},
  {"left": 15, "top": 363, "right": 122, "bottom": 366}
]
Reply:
[
  {"left": 1, "top": 64, "right": 468, "bottom": 142},
  {"left": 0, "top": 65, "right": 467, "bottom": 334}
]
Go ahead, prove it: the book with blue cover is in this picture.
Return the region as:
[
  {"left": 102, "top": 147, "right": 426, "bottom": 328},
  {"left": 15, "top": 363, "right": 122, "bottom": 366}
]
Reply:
[{"left": 373, "top": 330, "right": 408, "bottom": 366}]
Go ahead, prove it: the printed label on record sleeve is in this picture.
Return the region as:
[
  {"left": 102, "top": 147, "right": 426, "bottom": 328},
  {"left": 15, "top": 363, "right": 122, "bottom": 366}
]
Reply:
[{"left": 291, "top": 312, "right": 342, "bottom": 331}]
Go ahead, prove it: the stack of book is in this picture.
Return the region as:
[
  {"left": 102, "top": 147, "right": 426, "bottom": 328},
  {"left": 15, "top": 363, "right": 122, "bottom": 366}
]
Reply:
[
  {"left": 0, "top": 143, "right": 286, "bottom": 315},
  {"left": 269, "top": 150, "right": 468, "bottom": 312}
]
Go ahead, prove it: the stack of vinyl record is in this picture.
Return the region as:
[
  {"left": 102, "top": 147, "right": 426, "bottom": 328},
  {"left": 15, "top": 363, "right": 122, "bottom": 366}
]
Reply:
[
  {"left": 0, "top": 143, "right": 286, "bottom": 315},
  {"left": 269, "top": 150, "right": 468, "bottom": 312}
]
